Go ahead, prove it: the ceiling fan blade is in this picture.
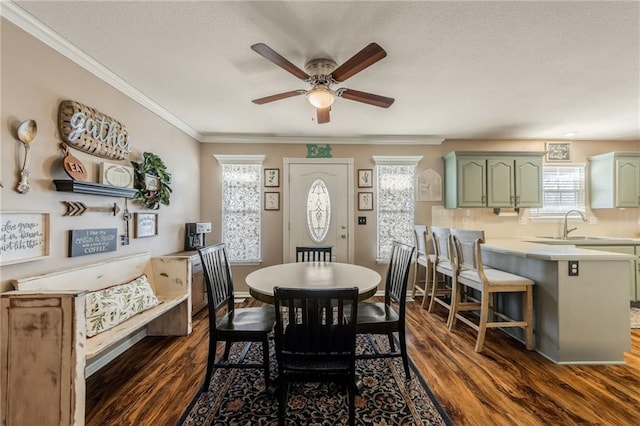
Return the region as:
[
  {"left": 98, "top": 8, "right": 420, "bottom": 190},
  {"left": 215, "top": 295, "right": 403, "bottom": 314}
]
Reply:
[
  {"left": 317, "top": 107, "right": 330, "bottom": 124},
  {"left": 251, "top": 43, "right": 310, "bottom": 80},
  {"left": 331, "top": 43, "right": 387, "bottom": 82},
  {"left": 339, "top": 89, "right": 395, "bottom": 108},
  {"left": 252, "top": 90, "right": 304, "bottom": 105}
]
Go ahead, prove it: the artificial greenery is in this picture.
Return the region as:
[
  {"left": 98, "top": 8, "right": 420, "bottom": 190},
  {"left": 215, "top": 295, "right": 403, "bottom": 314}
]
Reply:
[{"left": 131, "top": 152, "right": 172, "bottom": 210}]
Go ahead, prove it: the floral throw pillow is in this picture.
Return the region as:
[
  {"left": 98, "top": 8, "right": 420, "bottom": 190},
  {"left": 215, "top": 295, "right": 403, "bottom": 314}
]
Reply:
[{"left": 85, "top": 274, "right": 160, "bottom": 338}]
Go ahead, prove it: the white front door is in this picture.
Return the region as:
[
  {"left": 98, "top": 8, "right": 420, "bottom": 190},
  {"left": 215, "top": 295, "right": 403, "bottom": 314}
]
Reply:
[{"left": 283, "top": 158, "right": 354, "bottom": 263}]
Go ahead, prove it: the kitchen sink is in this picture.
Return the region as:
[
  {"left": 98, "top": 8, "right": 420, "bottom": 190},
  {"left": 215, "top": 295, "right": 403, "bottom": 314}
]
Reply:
[
  {"left": 534, "top": 236, "right": 612, "bottom": 241},
  {"left": 535, "top": 236, "right": 607, "bottom": 240}
]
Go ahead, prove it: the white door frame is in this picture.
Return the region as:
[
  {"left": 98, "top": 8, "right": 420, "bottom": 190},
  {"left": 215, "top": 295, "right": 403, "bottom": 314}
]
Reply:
[{"left": 283, "top": 157, "right": 355, "bottom": 263}]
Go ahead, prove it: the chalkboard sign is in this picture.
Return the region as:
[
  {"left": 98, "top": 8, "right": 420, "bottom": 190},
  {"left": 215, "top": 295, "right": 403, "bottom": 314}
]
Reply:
[
  {"left": 68, "top": 228, "right": 117, "bottom": 257},
  {"left": 1, "top": 212, "right": 50, "bottom": 265}
]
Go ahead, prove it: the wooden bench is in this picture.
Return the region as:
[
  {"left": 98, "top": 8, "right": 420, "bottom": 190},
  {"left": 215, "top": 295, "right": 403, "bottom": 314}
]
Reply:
[{"left": 1, "top": 252, "right": 192, "bottom": 426}]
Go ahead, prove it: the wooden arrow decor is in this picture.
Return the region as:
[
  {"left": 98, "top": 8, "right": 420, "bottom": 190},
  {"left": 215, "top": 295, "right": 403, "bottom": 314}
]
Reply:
[{"left": 63, "top": 201, "right": 120, "bottom": 216}]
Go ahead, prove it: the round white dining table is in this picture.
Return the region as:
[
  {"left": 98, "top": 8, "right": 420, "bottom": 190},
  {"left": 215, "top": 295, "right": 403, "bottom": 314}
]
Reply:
[{"left": 246, "top": 262, "right": 381, "bottom": 304}]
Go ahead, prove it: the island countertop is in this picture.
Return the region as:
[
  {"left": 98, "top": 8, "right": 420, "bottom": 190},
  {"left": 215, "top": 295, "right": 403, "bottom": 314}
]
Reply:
[{"left": 483, "top": 238, "right": 637, "bottom": 261}]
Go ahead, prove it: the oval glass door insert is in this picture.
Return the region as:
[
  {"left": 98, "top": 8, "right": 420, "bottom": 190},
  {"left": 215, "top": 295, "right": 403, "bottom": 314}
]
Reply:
[{"left": 306, "top": 179, "right": 331, "bottom": 242}]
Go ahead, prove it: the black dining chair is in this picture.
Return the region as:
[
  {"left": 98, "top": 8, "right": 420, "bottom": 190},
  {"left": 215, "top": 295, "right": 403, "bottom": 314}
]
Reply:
[
  {"left": 197, "top": 243, "right": 275, "bottom": 391},
  {"left": 295, "top": 246, "right": 333, "bottom": 262},
  {"left": 273, "top": 286, "right": 359, "bottom": 426},
  {"left": 355, "top": 241, "right": 415, "bottom": 379}
]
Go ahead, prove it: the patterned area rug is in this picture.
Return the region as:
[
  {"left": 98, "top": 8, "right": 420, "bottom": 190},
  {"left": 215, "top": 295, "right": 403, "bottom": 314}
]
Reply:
[{"left": 179, "top": 335, "right": 453, "bottom": 425}]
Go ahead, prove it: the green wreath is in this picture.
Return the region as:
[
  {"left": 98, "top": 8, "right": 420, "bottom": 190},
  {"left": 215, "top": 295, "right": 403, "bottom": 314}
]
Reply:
[{"left": 131, "top": 152, "right": 172, "bottom": 210}]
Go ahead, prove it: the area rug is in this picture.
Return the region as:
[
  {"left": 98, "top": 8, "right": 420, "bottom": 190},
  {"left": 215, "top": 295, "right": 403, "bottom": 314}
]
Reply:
[{"left": 179, "top": 335, "right": 453, "bottom": 425}]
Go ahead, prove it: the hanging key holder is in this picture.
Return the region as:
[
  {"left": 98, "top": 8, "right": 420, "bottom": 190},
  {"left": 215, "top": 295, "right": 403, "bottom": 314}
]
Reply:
[{"left": 121, "top": 198, "right": 132, "bottom": 245}]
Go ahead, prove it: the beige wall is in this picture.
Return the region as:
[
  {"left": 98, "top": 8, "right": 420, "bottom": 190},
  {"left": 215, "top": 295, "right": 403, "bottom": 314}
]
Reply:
[
  {"left": 200, "top": 139, "right": 640, "bottom": 292},
  {"left": 1, "top": 20, "right": 201, "bottom": 292},
  {"left": 2, "top": 19, "right": 639, "bottom": 296}
]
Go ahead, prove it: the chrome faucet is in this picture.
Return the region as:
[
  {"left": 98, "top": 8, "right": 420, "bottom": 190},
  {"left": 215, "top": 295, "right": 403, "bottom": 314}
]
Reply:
[{"left": 562, "top": 210, "right": 588, "bottom": 239}]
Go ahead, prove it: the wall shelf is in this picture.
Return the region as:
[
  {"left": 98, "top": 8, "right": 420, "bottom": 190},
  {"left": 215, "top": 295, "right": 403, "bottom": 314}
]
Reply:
[{"left": 53, "top": 180, "right": 137, "bottom": 198}]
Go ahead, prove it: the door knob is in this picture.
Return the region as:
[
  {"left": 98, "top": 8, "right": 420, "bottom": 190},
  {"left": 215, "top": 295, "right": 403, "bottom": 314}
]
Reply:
[{"left": 341, "top": 234, "right": 347, "bottom": 239}]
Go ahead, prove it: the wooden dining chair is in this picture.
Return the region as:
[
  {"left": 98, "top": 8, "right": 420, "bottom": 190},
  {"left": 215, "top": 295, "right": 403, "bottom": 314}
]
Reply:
[
  {"left": 428, "top": 226, "right": 456, "bottom": 321},
  {"left": 448, "top": 228, "right": 535, "bottom": 352},
  {"left": 411, "top": 225, "right": 435, "bottom": 308},
  {"left": 197, "top": 243, "right": 275, "bottom": 391},
  {"left": 355, "top": 241, "right": 415, "bottom": 379},
  {"left": 295, "top": 246, "right": 333, "bottom": 262},
  {"left": 273, "top": 287, "right": 359, "bottom": 426}
]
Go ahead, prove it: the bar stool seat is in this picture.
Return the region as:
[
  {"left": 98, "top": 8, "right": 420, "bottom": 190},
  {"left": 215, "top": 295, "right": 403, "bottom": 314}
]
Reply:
[{"left": 448, "top": 228, "right": 535, "bottom": 352}]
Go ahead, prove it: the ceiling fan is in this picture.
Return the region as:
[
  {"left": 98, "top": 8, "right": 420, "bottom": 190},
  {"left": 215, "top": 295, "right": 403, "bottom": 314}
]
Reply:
[{"left": 251, "top": 42, "right": 394, "bottom": 124}]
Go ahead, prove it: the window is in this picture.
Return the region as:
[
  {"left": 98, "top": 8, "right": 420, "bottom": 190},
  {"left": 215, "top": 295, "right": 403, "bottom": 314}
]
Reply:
[
  {"left": 532, "top": 165, "right": 586, "bottom": 216},
  {"left": 373, "top": 156, "right": 423, "bottom": 262},
  {"left": 214, "top": 155, "right": 265, "bottom": 263}
]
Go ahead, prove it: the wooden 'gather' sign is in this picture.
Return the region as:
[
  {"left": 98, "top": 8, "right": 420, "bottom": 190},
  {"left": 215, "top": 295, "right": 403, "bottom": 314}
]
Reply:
[{"left": 58, "top": 100, "right": 132, "bottom": 160}]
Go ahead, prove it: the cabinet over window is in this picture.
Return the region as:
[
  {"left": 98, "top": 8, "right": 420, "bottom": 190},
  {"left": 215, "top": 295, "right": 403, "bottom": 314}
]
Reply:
[
  {"left": 443, "top": 151, "right": 545, "bottom": 209},
  {"left": 589, "top": 152, "right": 640, "bottom": 208}
]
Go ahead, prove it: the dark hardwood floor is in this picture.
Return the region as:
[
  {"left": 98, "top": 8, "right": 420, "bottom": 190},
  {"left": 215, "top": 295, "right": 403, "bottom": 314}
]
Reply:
[{"left": 86, "top": 297, "right": 640, "bottom": 425}]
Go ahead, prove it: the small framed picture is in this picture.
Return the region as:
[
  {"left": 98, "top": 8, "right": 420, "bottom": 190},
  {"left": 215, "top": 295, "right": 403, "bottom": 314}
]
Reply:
[
  {"left": 358, "top": 169, "right": 373, "bottom": 188},
  {"left": 264, "top": 192, "right": 280, "bottom": 211},
  {"left": 358, "top": 192, "right": 373, "bottom": 211},
  {"left": 134, "top": 212, "right": 158, "bottom": 238},
  {"left": 546, "top": 142, "right": 572, "bottom": 162},
  {"left": 264, "top": 168, "right": 280, "bottom": 187}
]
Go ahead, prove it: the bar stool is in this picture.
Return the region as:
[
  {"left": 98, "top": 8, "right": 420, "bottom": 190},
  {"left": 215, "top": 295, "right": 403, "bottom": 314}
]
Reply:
[
  {"left": 448, "top": 228, "right": 534, "bottom": 352},
  {"left": 411, "top": 225, "right": 434, "bottom": 308},
  {"left": 428, "top": 226, "right": 456, "bottom": 320}
]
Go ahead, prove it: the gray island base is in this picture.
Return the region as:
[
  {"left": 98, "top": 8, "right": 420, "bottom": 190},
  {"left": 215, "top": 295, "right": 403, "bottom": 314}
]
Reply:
[{"left": 481, "top": 239, "right": 633, "bottom": 364}]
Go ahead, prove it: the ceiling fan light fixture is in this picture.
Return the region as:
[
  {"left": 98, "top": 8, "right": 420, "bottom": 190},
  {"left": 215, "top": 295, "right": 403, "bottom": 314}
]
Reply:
[{"left": 306, "top": 86, "right": 336, "bottom": 109}]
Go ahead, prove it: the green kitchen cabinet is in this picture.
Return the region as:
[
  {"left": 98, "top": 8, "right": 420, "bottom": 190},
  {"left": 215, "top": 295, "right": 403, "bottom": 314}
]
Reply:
[
  {"left": 443, "top": 151, "right": 544, "bottom": 209},
  {"left": 589, "top": 152, "right": 640, "bottom": 208}
]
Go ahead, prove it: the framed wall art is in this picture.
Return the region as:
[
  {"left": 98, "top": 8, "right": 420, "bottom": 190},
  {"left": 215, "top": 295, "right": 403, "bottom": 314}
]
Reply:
[
  {"left": 358, "top": 169, "right": 373, "bottom": 188},
  {"left": 265, "top": 192, "right": 280, "bottom": 211},
  {"left": 134, "top": 212, "right": 158, "bottom": 238},
  {"left": 264, "top": 168, "right": 280, "bottom": 187},
  {"left": 546, "top": 142, "right": 572, "bottom": 162},
  {"left": 358, "top": 192, "right": 374, "bottom": 211},
  {"left": 0, "top": 211, "right": 50, "bottom": 265}
]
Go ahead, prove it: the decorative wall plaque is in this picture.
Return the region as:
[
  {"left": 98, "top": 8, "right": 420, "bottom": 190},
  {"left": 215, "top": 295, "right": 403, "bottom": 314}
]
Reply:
[
  {"left": 306, "top": 144, "right": 332, "bottom": 158},
  {"left": 0, "top": 212, "right": 50, "bottom": 265},
  {"left": 99, "top": 162, "right": 135, "bottom": 188},
  {"left": 68, "top": 228, "right": 117, "bottom": 257},
  {"left": 58, "top": 100, "right": 132, "bottom": 160}
]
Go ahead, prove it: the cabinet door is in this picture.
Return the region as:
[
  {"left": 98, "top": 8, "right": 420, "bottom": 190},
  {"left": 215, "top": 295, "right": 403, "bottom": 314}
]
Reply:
[
  {"left": 457, "top": 158, "right": 486, "bottom": 207},
  {"left": 615, "top": 157, "right": 640, "bottom": 207},
  {"left": 191, "top": 256, "right": 207, "bottom": 314},
  {"left": 582, "top": 245, "right": 636, "bottom": 301},
  {"left": 514, "top": 157, "right": 543, "bottom": 207},
  {"left": 487, "top": 159, "right": 515, "bottom": 207}
]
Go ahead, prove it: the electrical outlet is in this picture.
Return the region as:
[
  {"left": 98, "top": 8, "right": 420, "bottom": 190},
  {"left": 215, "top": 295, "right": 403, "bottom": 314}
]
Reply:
[
  {"left": 568, "top": 260, "right": 579, "bottom": 276},
  {"left": 589, "top": 216, "right": 598, "bottom": 224}
]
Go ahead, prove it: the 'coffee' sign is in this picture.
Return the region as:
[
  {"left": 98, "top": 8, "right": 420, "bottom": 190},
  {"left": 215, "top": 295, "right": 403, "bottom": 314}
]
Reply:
[
  {"left": 58, "top": 100, "right": 132, "bottom": 160},
  {"left": 68, "top": 228, "right": 117, "bottom": 257}
]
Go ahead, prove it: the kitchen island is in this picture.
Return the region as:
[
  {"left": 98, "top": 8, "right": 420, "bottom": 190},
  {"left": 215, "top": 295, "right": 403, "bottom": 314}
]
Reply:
[{"left": 481, "top": 239, "right": 634, "bottom": 364}]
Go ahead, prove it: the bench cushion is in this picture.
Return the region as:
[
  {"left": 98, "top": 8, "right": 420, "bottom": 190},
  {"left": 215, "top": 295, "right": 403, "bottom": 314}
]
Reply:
[{"left": 85, "top": 274, "right": 160, "bottom": 337}]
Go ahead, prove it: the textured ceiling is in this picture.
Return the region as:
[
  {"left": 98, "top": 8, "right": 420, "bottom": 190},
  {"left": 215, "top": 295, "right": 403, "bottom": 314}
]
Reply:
[{"left": 6, "top": 1, "right": 640, "bottom": 142}]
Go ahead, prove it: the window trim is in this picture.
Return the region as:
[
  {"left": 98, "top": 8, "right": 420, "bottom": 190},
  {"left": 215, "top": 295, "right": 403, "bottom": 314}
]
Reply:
[
  {"left": 215, "top": 154, "right": 265, "bottom": 264},
  {"left": 373, "top": 155, "right": 422, "bottom": 263},
  {"left": 531, "top": 163, "right": 586, "bottom": 219}
]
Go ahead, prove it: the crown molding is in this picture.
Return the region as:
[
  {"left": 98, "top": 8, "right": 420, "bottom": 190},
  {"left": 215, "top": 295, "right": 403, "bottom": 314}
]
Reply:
[
  {"left": 1, "top": 1, "right": 203, "bottom": 141},
  {"left": 200, "top": 133, "right": 444, "bottom": 145},
  {"left": 2, "top": 2, "right": 444, "bottom": 146}
]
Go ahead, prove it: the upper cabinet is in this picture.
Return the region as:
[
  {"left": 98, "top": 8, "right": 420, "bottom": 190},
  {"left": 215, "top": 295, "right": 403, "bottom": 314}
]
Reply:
[
  {"left": 443, "top": 151, "right": 544, "bottom": 209},
  {"left": 589, "top": 152, "right": 640, "bottom": 208}
]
